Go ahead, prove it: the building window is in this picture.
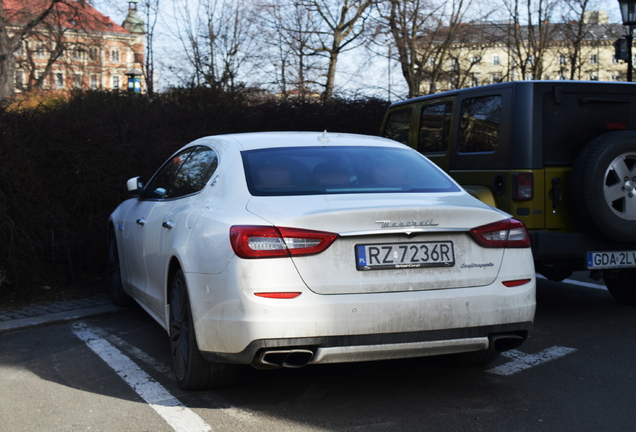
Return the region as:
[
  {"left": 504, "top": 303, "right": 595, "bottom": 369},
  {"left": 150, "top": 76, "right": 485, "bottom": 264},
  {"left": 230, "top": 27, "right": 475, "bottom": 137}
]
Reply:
[
  {"left": 34, "top": 44, "right": 47, "bottom": 58},
  {"left": 111, "top": 49, "right": 120, "bottom": 62},
  {"left": 89, "top": 47, "right": 99, "bottom": 61},
  {"left": 526, "top": 56, "right": 534, "bottom": 65},
  {"left": 73, "top": 74, "right": 82, "bottom": 88},
  {"left": 113, "top": 76, "right": 119, "bottom": 89},
  {"left": 14, "top": 43, "right": 25, "bottom": 56},
  {"left": 525, "top": 74, "right": 533, "bottom": 81},
  {"left": 72, "top": 49, "right": 83, "bottom": 60},
  {"left": 490, "top": 72, "right": 502, "bottom": 83},
  {"left": 90, "top": 74, "right": 98, "bottom": 89},
  {"left": 611, "top": 73, "right": 620, "bottom": 81},
  {"left": 590, "top": 54, "right": 598, "bottom": 64},
  {"left": 55, "top": 73, "right": 64, "bottom": 88},
  {"left": 493, "top": 56, "right": 500, "bottom": 66},
  {"left": 134, "top": 53, "right": 143, "bottom": 63},
  {"left": 15, "top": 70, "right": 24, "bottom": 88},
  {"left": 559, "top": 54, "right": 567, "bottom": 65},
  {"left": 590, "top": 74, "right": 598, "bottom": 81},
  {"left": 470, "top": 56, "right": 480, "bottom": 65},
  {"left": 428, "top": 58, "right": 435, "bottom": 67}
]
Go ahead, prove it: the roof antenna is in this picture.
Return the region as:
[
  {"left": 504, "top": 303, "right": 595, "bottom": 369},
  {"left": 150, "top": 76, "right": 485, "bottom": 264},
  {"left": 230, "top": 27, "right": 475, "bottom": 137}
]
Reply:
[{"left": 318, "top": 130, "right": 330, "bottom": 143}]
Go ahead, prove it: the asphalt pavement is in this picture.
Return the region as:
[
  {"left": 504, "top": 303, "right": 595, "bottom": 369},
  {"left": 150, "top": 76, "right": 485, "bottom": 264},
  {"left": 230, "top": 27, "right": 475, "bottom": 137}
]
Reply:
[{"left": 0, "top": 294, "right": 122, "bottom": 333}]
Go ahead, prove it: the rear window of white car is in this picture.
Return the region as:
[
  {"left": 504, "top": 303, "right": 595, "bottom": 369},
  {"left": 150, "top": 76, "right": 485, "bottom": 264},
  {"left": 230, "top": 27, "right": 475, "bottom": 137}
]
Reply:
[{"left": 242, "top": 146, "right": 460, "bottom": 196}]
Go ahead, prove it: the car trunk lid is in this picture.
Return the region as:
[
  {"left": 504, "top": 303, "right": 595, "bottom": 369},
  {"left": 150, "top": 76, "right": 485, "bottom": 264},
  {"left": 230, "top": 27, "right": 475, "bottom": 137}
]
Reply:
[{"left": 246, "top": 194, "right": 508, "bottom": 294}]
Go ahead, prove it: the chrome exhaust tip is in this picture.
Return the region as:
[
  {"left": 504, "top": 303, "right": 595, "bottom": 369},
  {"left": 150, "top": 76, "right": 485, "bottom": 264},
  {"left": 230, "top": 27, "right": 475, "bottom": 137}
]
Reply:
[{"left": 257, "top": 349, "right": 314, "bottom": 368}]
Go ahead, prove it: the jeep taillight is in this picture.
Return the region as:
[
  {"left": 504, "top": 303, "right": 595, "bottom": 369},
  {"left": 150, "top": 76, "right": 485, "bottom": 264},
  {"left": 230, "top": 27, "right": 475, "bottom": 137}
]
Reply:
[
  {"left": 230, "top": 226, "right": 338, "bottom": 259},
  {"left": 512, "top": 172, "right": 533, "bottom": 201},
  {"left": 469, "top": 218, "right": 531, "bottom": 248}
]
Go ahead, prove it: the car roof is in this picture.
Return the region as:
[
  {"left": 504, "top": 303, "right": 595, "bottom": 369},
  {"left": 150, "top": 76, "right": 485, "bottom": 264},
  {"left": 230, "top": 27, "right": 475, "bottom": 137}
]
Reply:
[{"left": 189, "top": 131, "right": 405, "bottom": 152}]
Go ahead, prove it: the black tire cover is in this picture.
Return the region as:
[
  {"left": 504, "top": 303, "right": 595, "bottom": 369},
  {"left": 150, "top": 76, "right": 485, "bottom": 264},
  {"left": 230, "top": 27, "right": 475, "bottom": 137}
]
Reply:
[{"left": 570, "top": 131, "right": 636, "bottom": 242}]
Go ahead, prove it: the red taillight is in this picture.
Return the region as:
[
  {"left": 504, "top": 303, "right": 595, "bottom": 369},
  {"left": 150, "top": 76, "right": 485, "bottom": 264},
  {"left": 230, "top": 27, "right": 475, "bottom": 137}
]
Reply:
[
  {"left": 502, "top": 279, "right": 532, "bottom": 287},
  {"left": 254, "top": 292, "right": 301, "bottom": 299},
  {"left": 469, "top": 218, "right": 530, "bottom": 248},
  {"left": 512, "top": 172, "right": 533, "bottom": 201},
  {"left": 230, "top": 225, "right": 338, "bottom": 259}
]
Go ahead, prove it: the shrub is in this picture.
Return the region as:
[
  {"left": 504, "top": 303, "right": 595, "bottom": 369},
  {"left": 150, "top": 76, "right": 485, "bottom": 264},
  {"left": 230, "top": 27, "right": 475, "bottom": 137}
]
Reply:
[{"left": 0, "top": 88, "right": 389, "bottom": 302}]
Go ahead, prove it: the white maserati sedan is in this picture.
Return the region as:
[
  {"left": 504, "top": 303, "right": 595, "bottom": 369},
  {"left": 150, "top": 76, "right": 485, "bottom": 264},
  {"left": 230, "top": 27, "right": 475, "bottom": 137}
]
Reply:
[{"left": 108, "top": 131, "right": 536, "bottom": 390}]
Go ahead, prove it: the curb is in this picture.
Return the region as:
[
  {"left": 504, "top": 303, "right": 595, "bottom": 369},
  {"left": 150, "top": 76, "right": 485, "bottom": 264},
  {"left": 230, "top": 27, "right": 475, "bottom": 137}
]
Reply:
[{"left": 0, "top": 295, "right": 124, "bottom": 333}]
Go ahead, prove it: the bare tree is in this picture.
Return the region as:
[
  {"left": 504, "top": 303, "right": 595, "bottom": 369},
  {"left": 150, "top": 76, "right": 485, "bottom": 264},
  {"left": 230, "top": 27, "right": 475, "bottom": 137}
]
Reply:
[
  {"left": 299, "top": 0, "right": 374, "bottom": 101},
  {"left": 138, "top": 0, "right": 159, "bottom": 95},
  {"left": 257, "top": 0, "right": 323, "bottom": 99},
  {"left": 499, "top": 0, "right": 558, "bottom": 80},
  {"left": 171, "top": 0, "right": 259, "bottom": 92},
  {"left": 0, "top": 0, "right": 68, "bottom": 98},
  {"left": 378, "top": 0, "right": 479, "bottom": 97}
]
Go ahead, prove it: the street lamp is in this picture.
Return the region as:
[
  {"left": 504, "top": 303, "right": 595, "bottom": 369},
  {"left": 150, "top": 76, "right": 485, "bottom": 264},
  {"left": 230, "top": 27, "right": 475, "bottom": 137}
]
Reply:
[
  {"left": 125, "top": 68, "right": 143, "bottom": 94},
  {"left": 618, "top": 0, "right": 636, "bottom": 81}
]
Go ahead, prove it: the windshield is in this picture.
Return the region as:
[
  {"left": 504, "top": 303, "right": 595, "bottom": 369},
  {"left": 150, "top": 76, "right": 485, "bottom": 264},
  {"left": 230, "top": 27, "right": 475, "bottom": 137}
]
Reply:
[{"left": 242, "top": 146, "right": 460, "bottom": 196}]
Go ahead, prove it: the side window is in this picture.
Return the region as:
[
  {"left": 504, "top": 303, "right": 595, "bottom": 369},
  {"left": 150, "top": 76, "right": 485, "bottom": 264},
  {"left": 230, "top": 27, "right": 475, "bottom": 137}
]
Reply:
[
  {"left": 383, "top": 109, "right": 412, "bottom": 144},
  {"left": 142, "top": 149, "right": 192, "bottom": 199},
  {"left": 165, "top": 147, "right": 219, "bottom": 198},
  {"left": 458, "top": 95, "right": 501, "bottom": 153},
  {"left": 418, "top": 102, "right": 452, "bottom": 154}
]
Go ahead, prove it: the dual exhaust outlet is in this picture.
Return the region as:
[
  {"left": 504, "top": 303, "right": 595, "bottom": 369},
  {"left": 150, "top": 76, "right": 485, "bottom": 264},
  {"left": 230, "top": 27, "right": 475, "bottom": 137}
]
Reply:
[
  {"left": 257, "top": 349, "right": 315, "bottom": 368},
  {"left": 254, "top": 334, "right": 525, "bottom": 369}
]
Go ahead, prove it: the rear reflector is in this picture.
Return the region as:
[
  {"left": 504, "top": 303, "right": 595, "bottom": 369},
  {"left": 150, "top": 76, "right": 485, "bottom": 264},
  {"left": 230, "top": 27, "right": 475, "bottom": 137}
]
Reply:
[
  {"left": 469, "top": 218, "right": 531, "bottom": 248},
  {"left": 254, "top": 292, "right": 302, "bottom": 299},
  {"left": 230, "top": 225, "right": 338, "bottom": 259},
  {"left": 512, "top": 172, "right": 533, "bottom": 201},
  {"left": 502, "top": 279, "right": 532, "bottom": 287},
  {"left": 605, "top": 122, "right": 627, "bottom": 130}
]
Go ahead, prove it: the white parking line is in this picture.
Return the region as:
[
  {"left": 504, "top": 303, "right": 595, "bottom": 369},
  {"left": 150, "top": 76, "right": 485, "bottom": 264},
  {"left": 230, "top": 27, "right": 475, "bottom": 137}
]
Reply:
[
  {"left": 486, "top": 346, "right": 578, "bottom": 376},
  {"left": 71, "top": 322, "right": 213, "bottom": 432}
]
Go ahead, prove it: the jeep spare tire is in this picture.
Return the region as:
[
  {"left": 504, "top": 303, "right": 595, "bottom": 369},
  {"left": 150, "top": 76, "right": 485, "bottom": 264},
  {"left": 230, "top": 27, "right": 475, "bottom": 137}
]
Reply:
[{"left": 570, "top": 131, "right": 636, "bottom": 242}]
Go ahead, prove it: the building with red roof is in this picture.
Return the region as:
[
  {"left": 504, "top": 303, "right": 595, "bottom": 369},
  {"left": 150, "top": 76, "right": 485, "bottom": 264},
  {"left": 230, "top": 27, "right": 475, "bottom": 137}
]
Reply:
[{"left": 4, "top": 0, "right": 145, "bottom": 93}]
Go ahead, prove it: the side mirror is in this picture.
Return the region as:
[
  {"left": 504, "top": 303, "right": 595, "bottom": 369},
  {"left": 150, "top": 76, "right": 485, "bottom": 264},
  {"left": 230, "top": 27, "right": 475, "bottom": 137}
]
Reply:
[{"left": 126, "top": 177, "right": 144, "bottom": 197}]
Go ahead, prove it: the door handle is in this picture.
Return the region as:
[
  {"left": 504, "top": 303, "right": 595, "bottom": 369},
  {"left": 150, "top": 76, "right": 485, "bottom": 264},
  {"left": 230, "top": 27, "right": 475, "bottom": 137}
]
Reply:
[
  {"left": 162, "top": 221, "right": 174, "bottom": 230},
  {"left": 136, "top": 218, "right": 146, "bottom": 226}
]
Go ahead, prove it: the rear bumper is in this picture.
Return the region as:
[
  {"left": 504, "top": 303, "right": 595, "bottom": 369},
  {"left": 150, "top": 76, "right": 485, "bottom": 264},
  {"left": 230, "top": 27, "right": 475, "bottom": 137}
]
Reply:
[
  {"left": 187, "top": 265, "right": 535, "bottom": 364},
  {"left": 201, "top": 322, "right": 532, "bottom": 365},
  {"left": 530, "top": 231, "right": 636, "bottom": 266}
]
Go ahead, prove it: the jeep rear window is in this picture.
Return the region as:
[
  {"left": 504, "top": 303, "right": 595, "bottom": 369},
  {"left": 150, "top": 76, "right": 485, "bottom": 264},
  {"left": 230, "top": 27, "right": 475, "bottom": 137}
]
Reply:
[
  {"left": 418, "top": 102, "right": 452, "bottom": 154},
  {"left": 242, "top": 146, "right": 459, "bottom": 196},
  {"left": 459, "top": 95, "right": 501, "bottom": 153},
  {"left": 383, "top": 109, "right": 411, "bottom": 144}
]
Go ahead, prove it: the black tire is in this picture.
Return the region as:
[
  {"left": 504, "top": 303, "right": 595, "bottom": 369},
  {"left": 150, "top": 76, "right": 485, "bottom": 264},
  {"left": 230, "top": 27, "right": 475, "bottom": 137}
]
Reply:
[
  {"left": 570, "top": 131, "right": 636, "bottom": 242},
  {"left": 107, "top": 228, "right": 133, "bottom": 307},
  {"left": 170, "top": 269, "right": 238, "bottom": 390},
  {"left": 604, "top": 268, "right": 636, "bottom": 306}
]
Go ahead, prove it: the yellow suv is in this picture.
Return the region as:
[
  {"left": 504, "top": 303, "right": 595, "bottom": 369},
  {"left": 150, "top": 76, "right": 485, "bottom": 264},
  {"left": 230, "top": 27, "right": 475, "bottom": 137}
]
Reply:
[{"left": 381, "top": 81, "right": 636, "bottom": 305}]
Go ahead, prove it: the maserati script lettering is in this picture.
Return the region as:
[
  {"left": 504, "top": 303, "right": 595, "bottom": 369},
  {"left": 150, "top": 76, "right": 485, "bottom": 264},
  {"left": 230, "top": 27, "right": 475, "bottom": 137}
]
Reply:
[{"left": 376, "top": 220, "right": 439, "bottom": 228}]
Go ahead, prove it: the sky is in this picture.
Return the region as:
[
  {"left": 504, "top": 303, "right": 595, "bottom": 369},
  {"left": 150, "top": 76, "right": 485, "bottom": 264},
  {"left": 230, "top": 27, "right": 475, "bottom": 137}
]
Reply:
[
  {"left": 91, "top": 0, "right": 407, "bottom": 99},
  {"left": 92, "top": 0, "right": 623, "bottom": 99}
]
